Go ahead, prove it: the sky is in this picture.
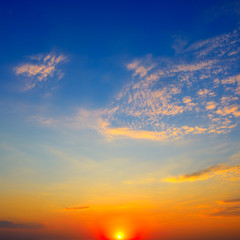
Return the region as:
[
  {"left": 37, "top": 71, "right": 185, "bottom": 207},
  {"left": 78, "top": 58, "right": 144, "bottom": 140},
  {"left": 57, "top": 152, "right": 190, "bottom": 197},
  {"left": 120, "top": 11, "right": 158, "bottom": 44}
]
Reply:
[{"left": 0, "top": 0, "right": 240, "bottom": 239}]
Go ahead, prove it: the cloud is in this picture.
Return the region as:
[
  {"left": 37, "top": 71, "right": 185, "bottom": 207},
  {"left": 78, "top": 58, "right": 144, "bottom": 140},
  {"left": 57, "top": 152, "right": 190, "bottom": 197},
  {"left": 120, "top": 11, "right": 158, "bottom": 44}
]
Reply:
[
  {"left": 0, "top": 220, "right": 44, "bottom": 229},
  {"left": 172, "top": 35, "right": 188, "bottom": 54},
  {"left": 209, "top": 197, "right": 240, "bottom": 217},
  {"left": 216, "top": 104, "right": 240, "bottom": 117},
  {"left": 99, "top": 124, "right": 169, "bottom": 141},
  {"left": 32, "top": 116, "right": 59, "bottom": 126},
  {"left": 206, "top": 101, "right": 217, "bottom": 110},
  {"left": 14, "top": 53, "right": 66, "bottom": 90},
  {"left": 97, "top": 28, "right": 240, "bottom": 141},
  {"left": 210, "top": 206, "right": 240, "bottom": 217},
  {"left": 127, "top": 60, "right": 154, "bottom": 78},
  {"left": 33, "top": 108, "right": 102, "bottom": 131},
  {"left": 65, "top": 206, "right": 90, "bottom": 210},
  {"left": 219, "top": 198, "right": 240, "bottom": 204},
  {"left": 197, "top": 89, "right": 215, "bottom": 98},
  {"left": 34, "top": 29, "right": 240, "bottom": 141},
  {"left": 172, "top": 60, "right": 214, "bottom": 72},
  {"left": 221, "top": 74, "right": 240, "bottom": 95},
  {"left": 99, "top": 121, "right": 209, "bottom": 141},
  {"left": 163, "top": 163, "right": 240, "bottom": 183}
]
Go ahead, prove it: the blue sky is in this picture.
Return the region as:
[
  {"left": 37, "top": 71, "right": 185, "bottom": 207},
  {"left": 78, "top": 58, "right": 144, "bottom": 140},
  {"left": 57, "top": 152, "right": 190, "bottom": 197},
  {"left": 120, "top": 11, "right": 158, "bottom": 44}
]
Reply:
[
  {"left": 1, "top": 0, "right": 239, "bottom": 104},
  {"left": 0, "top": 1, "right": 240, "bottom": 240}
]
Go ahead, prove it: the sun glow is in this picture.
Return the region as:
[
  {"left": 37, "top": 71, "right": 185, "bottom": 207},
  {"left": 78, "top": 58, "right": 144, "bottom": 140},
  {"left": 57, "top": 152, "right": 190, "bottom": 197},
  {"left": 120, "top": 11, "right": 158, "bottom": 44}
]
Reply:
[{"left": 116, "top": 232, "right": 124, "bottom": 239}]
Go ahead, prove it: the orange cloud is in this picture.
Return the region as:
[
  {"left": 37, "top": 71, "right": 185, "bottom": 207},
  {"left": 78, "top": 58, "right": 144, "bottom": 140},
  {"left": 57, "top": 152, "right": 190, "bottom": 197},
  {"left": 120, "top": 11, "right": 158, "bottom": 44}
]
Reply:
[
  {"left": 163, "top": 164, "right": 240, "bottom": 183},
  {"left": 216, "top": 104, "right": 240, "bottom": 117},
  {"left": 218, "top": 198, "right": 240, "bottom": 204},
  {"left": 210, "top": 206, "right": 240, "bottom": 217},
  {"left": 209, "top": 197, "right": 240, "bottom": 217},
  {"left": 99, "top": 124, "right": 169, "bottom": 141},
  {"left": 173, "top": 60, "right": 214, "bottom": 72},
  {"left": 14, "top": 53, "right": 66, "bottom": 90},
  {"left": 65, "top": 206, "right": 90, "bottom": 210},
  {"left": 127, "top": 60, "right": 154, "bottom": 78},
  {"left": 197, "top": 88, "right": 210, "bottom": 96},
  {"left": 99, "top": 121, "right": 211, "bottom": 141},
  {"left": 206, "top": 101, "right": 217, "bottom": 110}
]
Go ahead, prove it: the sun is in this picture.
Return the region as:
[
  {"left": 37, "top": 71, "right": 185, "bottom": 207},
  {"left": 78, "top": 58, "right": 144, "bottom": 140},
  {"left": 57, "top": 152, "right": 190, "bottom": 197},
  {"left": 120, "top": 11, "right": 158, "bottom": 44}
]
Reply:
[{"left": 115, "top": 232, "right": 124, "bottom": 239}]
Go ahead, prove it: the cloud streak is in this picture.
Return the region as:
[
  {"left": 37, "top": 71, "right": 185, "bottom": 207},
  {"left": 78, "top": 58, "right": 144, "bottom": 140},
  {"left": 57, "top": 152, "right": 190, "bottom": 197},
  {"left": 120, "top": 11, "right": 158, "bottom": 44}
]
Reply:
[
  {"left": 65, "top": 206, "right": 90, "bottom": 210},
  {"left": 210, "top": 206, "right": 240, "bottom": 217},
  {"left": 207, "top": 197, "right": 240, "bottom": 218},
  {"left": 219, "top": 198, "right": 240, "bottom": 204},
  {"left": 0, "top": 221, "right": 44, "bottom": 229},
  {"left": 163, "top": 163, "right": 240, "bottom": 183}
]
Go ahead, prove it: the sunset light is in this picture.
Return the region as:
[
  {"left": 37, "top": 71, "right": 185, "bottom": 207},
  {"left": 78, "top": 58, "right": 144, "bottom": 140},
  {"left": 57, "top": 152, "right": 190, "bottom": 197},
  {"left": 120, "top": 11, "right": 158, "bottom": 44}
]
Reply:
[{"left": 0, "top": 0, "right": 240, "bottom": 240}]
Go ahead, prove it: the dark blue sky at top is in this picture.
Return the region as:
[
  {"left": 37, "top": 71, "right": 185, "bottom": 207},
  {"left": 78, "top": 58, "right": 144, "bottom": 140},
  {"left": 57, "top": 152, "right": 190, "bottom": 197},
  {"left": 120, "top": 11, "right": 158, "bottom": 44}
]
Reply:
[
  {"left": 0, "top": 0, "right": 239, "bottom": 108},
  {"left": 1, "top": 0, "right": 238, "bottom": 58}
]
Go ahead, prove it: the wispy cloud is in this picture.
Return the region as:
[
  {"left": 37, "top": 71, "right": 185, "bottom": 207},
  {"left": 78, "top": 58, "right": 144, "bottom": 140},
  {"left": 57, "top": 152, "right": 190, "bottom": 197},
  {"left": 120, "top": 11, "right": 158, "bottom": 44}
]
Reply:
[
  {"left": 65, "top": 206, "right": 90, "bottom": 210},
  {"left": 208, "top": 197, "right": 240, "bottom": 217},
  {"left": 99, "top": 121, "right": 208, "bottom": 141},
  {"left": 33, "top": 108, "right": 102, "bottom": 131},
  {"left": 127, "top": 60, "right": 154, "bottom": 78},
  {"left": 218, "top": 198, "right": 240, "bottom": 204},
  {"left": 210, "top": 206, "right": 240, "bottom": 217},
  {"left": 0, "top": 220, "right": 44, "bottom": 229},
  {"left": 14, "top": 53, "right": 66, "bottom": 90},
  {"left": 172, "top": 35, "right": 188, "bottom": 54},
  {"left": 163, "top": 163, "right": 240, "bottom": 183}
]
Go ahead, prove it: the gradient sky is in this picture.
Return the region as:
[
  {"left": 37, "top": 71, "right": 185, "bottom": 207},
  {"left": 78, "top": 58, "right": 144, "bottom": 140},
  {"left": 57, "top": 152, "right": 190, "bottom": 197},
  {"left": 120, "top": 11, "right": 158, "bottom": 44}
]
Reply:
[{"left": 1, "top": 0, "right": 240, "bottom": 239}]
